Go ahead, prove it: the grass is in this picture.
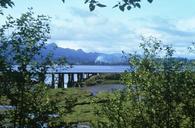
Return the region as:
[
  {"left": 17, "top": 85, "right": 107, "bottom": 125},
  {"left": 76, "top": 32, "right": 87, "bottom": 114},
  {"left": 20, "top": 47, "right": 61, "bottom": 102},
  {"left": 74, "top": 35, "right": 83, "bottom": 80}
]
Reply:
[
  {"left": 101, "top": 79, "right": 121, "bottom": 84},
  {"left": 46, "top": 73, "right": 122, "bottom": 125},
  {"left": 0, "top": 96, "right": 10, "bottom": 105},
  {"left": 0, "top": 87, "right": 111, "bottom": 124},
  {"left": 83, "top": 73, "right": 122, "bottom": 86},
  {"left": 46, "top": 87, "right": 115, "bottom": 125}
]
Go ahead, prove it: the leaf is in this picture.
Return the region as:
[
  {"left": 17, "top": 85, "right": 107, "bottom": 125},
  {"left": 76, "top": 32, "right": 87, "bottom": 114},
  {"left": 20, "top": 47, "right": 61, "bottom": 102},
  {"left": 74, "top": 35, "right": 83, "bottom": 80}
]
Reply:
[
  {"left": 119, "top": 4, "right": 125, "bottom": 12},
  {"left": 113, "top": 4, "right": 119, "bottom": 8},
  {"left": 127, "top": 5, "right": 131, "bottom": 10},
  {"left": 0, "top": 10, "right": 3, "bottom": 15},
  {"left": 148, "top": 0, "right": 153, "bottom": 3},
  {"left": 96, "top": 3, "right": 106, "bottom": 8},
  {"left": 7, "top": 1, "right": 14, "bottom": 8},
  {"left": 119, "top": 6, "right": 124, "bottom": 12},
  {"left": 85, "top": 0, "right": 90, "bottom": 4},
  {"left": 89, "top": 3, "right": 95, "bottom": 11},
  {"left": 135, "top": 3, "right": 141, "bottom": 8}
]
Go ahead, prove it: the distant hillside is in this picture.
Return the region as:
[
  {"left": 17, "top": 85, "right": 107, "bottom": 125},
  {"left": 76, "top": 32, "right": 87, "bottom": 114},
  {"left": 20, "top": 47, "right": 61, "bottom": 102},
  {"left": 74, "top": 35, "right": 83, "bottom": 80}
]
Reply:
[{"left": 40, "top": 43, "right": 128, "bottom": 65}]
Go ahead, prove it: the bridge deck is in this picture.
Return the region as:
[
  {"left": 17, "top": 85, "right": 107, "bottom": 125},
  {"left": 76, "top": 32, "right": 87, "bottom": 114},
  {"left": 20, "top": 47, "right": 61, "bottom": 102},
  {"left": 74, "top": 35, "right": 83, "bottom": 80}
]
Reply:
[{"left": 47, "top": 65, "right": 130, "bottom": 74}]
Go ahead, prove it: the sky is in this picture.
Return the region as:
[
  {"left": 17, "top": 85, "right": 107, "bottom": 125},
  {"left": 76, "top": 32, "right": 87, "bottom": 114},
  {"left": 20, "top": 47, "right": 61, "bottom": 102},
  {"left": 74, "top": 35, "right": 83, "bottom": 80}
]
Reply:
[{"left": 1, "top": 0, "right": 195, "bottom": 58}]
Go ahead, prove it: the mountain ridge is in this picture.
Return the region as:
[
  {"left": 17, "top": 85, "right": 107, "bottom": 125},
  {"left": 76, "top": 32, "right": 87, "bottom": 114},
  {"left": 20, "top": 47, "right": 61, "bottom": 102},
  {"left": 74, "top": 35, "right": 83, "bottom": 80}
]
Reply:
[{"left": 41, "top": 43, "right": 128, "bottom": 65}]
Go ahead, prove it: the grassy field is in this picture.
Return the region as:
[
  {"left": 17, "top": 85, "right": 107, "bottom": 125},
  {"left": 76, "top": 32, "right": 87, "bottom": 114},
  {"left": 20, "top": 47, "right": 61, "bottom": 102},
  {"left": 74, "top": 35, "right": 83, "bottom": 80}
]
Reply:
[
  {"left": 82, "top": 73, "right": 122, "bottom": 86},
  {"left": 47, "top": 87, "right": 115, "bottom": 126}
]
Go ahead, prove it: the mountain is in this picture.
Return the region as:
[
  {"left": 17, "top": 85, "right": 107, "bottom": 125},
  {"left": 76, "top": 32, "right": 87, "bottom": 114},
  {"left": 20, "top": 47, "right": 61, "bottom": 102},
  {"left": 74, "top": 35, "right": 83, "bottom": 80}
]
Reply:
[{"left": 40, "top": 43, "right": 128, "bottom": 65}]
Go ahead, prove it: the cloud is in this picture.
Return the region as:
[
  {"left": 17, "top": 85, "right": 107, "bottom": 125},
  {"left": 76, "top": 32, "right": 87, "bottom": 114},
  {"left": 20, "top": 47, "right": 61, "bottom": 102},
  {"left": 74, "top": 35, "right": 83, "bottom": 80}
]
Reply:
[
  {"left": 52, "top": 39, "right": 140, "bottom": 54},
  {"left": 49, "top": 7, "right": 195, "bottom": 58},
  {"left": 134, "top": 16, "right": 195, "bottom": 37},
  {"left": 176, "top": 18, "right": 195, "bottom": 32},
  {"left": 134, "top": 17, "right": 195, "bottom": 47},
  {"left": 152, "top": 26, "right": 195, "bottom": 37},
  {"left": 51, "top": 15, "right": 133, "bottom": 43},
  {"left": 135, "top": 27, "right": 163, "bottom": 39},
  {"left": 50, "top": 9, "right": 137, "bottom": 54},
  {"left": 150, "top": 18, "right": 195, "bottom": 37}
]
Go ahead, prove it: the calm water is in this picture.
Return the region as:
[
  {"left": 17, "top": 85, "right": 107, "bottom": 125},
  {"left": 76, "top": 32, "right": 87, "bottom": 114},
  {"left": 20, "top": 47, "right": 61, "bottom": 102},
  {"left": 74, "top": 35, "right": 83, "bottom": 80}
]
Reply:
[{"left": 45, "top": 65, "right": 130, "bottom": 88}]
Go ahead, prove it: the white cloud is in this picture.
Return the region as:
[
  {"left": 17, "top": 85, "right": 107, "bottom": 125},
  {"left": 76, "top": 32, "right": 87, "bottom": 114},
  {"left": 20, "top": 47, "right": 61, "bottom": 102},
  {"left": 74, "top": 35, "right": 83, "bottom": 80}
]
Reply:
[
  {"left": 176, "top": 18, "right": 195, "bottom": 32},
  {"left": 52, "top": 39, "right": 139, "bottom": 54},
  {"left": 50, "top": 11, "right": 136, "bottom": 54},
  {"left": 135, "top": 27, "right": 163, "bottom": 39},
  {"left": 49, "top": 7, "right": 195, "bottom": 58}
]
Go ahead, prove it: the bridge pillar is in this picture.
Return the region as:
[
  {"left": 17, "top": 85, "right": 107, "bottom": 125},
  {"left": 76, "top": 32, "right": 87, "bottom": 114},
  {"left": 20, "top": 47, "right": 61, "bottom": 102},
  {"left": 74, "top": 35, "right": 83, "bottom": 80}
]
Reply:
[
  {"left": 92, "top": 73, "right": 97, "bottom": 76},
  {"left": 71, "top": 73, "right": 74, "bottom": 82},
  {"left": 58, "top": 73, "right": 64, "bottom": 88},
  {"left": 67, "top": 73, "right": 71, "bottom": 88},
  {"left": 67, "top": 73, "right": 74, "bottom": 87},
  {"left": 86, "top": 73, "right": 90, "bottom": 78},
  {"left": 51, "top": 73, "right": 55, "bottom": 88},
  {"left": 61, "top": 73, "right": 64, "bottom": 87},
  {"left": 80, "top": 73, "right": 84, "bottom": 80},
  {"left": 77, "top": 73, "right": 84, "bottom": 82}
]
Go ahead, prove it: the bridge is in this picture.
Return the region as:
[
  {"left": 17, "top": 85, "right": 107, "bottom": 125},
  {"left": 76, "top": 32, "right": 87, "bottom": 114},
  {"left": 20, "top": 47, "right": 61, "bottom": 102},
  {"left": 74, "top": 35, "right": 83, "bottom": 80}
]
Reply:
[{"left": 46, "top": 65, "right": 129, "bottom": 88}]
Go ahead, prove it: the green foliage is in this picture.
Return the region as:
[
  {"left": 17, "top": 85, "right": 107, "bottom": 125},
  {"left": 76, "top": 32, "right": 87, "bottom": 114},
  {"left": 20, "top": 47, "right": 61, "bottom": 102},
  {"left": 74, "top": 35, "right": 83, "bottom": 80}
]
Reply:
[
  {"left": 0, "top": 0, "right": 154, "bottom": 14},
  {"left": 45, "top": 88, "right": 95, "bottom": 127},
  {"left": 0, "top": 8, "right": 59, "bottom": 127},
  {"left": 80, "top": 0, "right": 154, "bottom": 11},
  {"left": 12, "top": 84, "right": 60, "bottom": 127},
  {"left": 113, "top": 0, "right": 153, "bottom": 11},
  {"left": 64, "top": 0, "right": 154, "bottom": 12},
  {"left": 95, "top": 37, "right": 195, "bottom": 128},
  {"left": 94, "top": 90, "right": 132, "bottom": 128},
  {"left": 0, "top": 0, "right": 14, "bottom": 14}
]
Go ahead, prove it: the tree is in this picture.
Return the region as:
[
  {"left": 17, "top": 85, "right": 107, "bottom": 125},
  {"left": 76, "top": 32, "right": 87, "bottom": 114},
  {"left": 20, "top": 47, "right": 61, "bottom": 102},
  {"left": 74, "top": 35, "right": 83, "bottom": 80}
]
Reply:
[
  {"left": 95, "top": 37, "right": 195, "bottom": 128},
  {"left": 0, "top": 0, "right": 154, "bottom": 14},
  {"left": 0, "top": 0, "right": 14, "bottom": 14},
  {"left": 0, "top": 8, "right": 57, "bottom": 127}
]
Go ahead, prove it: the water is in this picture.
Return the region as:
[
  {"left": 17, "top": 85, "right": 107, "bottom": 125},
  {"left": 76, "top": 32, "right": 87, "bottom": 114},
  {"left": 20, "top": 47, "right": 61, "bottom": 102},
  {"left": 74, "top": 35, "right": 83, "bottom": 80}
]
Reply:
[
  {"left": 45, "top": 65, "right": 130, "bottom": 88},
  {"left": 0, "top": 105, "right": 15, "bottom": 110}
]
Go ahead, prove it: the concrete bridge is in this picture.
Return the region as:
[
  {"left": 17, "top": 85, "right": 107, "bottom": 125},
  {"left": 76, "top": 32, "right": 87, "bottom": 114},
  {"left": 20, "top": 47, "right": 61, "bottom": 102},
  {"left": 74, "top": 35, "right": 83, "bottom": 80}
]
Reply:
[
  {"left": 46, "top": 65, "right": 129, "bottom": 88},
  {"left": 46, "top": 72, "right": 98, "bottom": 88}
]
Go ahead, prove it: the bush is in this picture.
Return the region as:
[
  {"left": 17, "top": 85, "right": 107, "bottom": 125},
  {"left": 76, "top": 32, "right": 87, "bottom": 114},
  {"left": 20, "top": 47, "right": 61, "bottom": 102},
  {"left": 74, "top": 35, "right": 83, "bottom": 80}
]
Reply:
[{"left": 95, "top": 37, "right": 195, "bottom": 128}]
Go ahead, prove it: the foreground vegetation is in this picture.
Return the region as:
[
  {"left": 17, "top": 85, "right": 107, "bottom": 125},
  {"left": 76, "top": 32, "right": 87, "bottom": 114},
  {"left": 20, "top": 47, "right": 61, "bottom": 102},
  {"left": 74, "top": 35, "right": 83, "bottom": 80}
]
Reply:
[
  {"left": 95, "top": 38, "right": 195, "bottom": 128},
  {"left": 0, "top": 86, "right": 119, "bottom": 127},
  {"left": 0, "top": 9, "right": 195, "bottom": 128}
]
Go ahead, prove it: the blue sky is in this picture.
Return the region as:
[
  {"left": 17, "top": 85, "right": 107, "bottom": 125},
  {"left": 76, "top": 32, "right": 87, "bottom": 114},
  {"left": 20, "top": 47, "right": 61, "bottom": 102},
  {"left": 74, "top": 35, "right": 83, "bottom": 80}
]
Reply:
[{"left": 1, "top": 0, "right": 195, "bottom": 58}]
